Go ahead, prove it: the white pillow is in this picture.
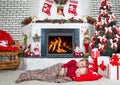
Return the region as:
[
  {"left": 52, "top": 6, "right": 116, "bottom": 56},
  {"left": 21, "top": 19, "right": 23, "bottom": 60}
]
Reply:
[{"left": 0, "top": 40, "right": 8, "bottom": 47}]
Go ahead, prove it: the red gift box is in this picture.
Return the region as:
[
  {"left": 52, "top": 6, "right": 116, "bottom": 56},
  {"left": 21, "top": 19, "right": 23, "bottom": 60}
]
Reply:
[
  {"left": 91, "top": 48, "right": 100, "bottom": 59},
  {"left": 90, "top": 48, "right": 100, "bottom": 66}
]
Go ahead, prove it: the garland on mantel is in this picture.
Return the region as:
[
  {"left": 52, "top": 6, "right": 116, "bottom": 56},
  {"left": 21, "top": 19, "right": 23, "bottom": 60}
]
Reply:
[
  {"left": 54, "top": 0, "right": 68, "bottom": 5},
  {"left": 21, "top": 17, "right": 96, "bottom": 26}
]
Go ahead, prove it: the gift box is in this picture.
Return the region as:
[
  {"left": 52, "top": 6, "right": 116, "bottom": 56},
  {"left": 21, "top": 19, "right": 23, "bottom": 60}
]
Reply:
[
  {"left": 88, "top": 48, "right": 100, "bottom": 72},
  {"left": 109, "top": 53, "right": 120, "bottom": 80},
  {"left": 98, "top": 56, "right": 110, "bottom": 78},
  {"left": 91, "top": 48, "right": 100, "bottom": 59},
  {"left": 89, "top": 48, "right": 100, "bottom": 65},
  {"left": 109, "top": 64, "right": 120, "bottom": 80}
]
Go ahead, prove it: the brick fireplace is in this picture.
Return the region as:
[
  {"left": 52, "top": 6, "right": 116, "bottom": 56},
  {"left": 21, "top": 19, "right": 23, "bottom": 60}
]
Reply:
[{"left": 21, "top": 23, "right": 94, "bottom": 58}]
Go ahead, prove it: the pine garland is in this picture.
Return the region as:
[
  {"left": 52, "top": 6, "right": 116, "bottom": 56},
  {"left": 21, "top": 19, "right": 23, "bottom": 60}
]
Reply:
[
  {"left": 21, "top": 17, "right": 96, "bottom": 25},
  {"left": 54, "top": 0, "right": 68, "bottom": 5}
]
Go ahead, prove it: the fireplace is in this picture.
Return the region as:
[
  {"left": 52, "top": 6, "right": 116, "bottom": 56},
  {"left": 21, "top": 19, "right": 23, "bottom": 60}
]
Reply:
[{"left": 41, "top": 28, "right": 80, "bottom": 58}]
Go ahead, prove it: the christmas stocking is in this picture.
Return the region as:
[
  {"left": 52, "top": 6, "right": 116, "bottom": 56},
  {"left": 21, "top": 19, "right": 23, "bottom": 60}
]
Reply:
[
  {"left": 68, "top": 0, "right": 78, "bottom": 16},
  {"left": 42, "top": 0, "right": 53, "bottom": 16},
  {"left": 57, "top": 6, "right": 65, "bottom": 17}
]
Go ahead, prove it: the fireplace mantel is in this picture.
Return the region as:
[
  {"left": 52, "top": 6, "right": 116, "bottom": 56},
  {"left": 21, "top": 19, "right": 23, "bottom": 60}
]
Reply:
[{"left": 21, "top": 23, "right": 95, "bottom": 58}]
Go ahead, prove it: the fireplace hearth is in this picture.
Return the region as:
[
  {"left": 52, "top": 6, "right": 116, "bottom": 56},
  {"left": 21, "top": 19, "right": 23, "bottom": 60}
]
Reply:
[{"left": 41, "top": 28, "right": 80, "bottom": 58}]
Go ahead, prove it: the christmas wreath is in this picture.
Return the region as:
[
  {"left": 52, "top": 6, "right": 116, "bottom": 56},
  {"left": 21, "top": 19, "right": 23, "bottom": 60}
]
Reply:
[{"left": 54, "top": 0, "right": 68, "bottom": 5}]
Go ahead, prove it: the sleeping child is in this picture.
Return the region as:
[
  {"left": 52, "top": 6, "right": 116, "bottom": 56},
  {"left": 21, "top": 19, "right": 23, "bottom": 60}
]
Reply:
[
  {"left": 16, "top": 58, "right": 88, "bottom": 83},
  {"left": 75, "top": 67, "right": 88, "bottom": 77}
]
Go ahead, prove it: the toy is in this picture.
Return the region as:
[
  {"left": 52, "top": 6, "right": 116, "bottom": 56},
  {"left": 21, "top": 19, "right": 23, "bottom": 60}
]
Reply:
[
  {"left": 33, "top": 44, "right": 40, "bottom": 57},
  {"left": 24, "top": 44, "right": 34, "bottom": 57},
  {"left": 74, "top": 42, "right": 81, "bottom": 57}
]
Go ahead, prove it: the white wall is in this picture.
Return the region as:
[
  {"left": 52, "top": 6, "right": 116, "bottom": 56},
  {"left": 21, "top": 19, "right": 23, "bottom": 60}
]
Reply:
[
  {"left": 26, "top": 58, "right": 82, "bottom": 70},
  {"left": 30, "top": 0, "right": 91, "bottom": 19}
]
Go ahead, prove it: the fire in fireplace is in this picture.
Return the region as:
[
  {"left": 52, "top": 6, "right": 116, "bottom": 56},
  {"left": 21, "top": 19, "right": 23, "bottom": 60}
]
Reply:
[
  {"left": 41, "top": 29, "right": 80, "bottom": 58},
  {"left": 48, "top": 34, "right": 73, "bottom": 54}
]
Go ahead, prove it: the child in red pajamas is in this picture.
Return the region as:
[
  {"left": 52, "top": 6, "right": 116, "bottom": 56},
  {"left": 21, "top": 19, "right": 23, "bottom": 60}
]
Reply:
[{"left": 60, "top": 58, "right": 88, "bottom": 80}]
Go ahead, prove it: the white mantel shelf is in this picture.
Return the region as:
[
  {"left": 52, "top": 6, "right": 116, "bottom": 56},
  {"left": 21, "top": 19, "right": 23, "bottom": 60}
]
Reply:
[{"left": 30, "top": 23, "right": 93, "bottom": 29}]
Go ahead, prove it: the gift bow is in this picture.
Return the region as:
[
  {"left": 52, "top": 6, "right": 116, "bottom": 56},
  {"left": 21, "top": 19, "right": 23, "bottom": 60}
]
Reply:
[
  {"left": 105, "top": 27, "right": 112, "bottom": 34},
  {"left": 110, "top": 54, "right": 120, "bottom": 66},
  {"left": 99, "top": 60, "right": 106, "bottom": 71},
  {"left": 110, "top": 39, "right": 117, "bottom": 50},
  {"left": 98, "top": 43, "right": 106, "bottom": 52}
]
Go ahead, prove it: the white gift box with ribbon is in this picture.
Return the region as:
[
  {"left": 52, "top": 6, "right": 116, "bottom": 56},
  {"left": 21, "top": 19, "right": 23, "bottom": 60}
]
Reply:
[
  {"left": 109, "top": 53, "right": 120, "bottom": 80},
  {"left": 98, "top": 56, "right": 110, "bottom": 78}
]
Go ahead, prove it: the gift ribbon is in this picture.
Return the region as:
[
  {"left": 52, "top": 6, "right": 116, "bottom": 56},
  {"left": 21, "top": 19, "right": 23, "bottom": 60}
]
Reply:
[
  {"left": 110, "top": 61, "right": 120, "bottom": 66},
  {"left": 117, "top": 66, "right": 119, "bottom": 80},
  {"left": 91, "top": 49, "right": 100, "bottom": 66},
  {"left": 111, "top": 54, "right": 119, "bottom": 61},
  {"left": 91, "top": 57, "right": 98, "bottom": 66},
  {"left": 99, "top": 60, "right": 106, "bottom": 71},
  {"left": 110, "top": 53, "right": 120, "bottom": 66}
]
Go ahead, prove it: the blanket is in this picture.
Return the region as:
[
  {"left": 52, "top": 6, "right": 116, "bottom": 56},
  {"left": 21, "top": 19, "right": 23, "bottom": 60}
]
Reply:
[{"left": 16, "top": 63, "right": 72, "bottom": 83}]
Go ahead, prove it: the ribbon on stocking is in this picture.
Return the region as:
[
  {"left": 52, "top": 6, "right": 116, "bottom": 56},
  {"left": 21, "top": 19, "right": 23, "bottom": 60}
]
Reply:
[{"left": 42, "top": 0, "right": 53, "bottom": 16}]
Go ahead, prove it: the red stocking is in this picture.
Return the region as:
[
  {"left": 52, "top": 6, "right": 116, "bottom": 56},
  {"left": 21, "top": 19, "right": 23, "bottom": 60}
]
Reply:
[
  {"left": 68, "top": 0, "right": 78, "bottom": 16},
  {"left": 42, "top": 0, "right": 53, "bottom": 16}
]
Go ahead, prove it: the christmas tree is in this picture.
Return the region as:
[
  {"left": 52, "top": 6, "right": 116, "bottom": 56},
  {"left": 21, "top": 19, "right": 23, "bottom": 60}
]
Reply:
[{"left": 89, "top": 0, "right": 120, "bottom": 56}]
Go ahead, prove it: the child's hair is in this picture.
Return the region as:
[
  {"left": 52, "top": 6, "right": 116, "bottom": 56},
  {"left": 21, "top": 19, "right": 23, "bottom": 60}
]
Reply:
[{"left": 80, "top": 58, "right": 89, "bottom": 66}]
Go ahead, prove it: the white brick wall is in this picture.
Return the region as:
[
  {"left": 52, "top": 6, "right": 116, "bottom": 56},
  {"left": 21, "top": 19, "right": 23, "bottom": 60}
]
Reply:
[
  {"left": 90, "top": 0, "right": 120, "bottom": 25},
  {"left": 0, "top": 0, "right": 120, "bottom": 44},
  {"left": 0, "top": 0, "right": 30, "bottom": 43}
]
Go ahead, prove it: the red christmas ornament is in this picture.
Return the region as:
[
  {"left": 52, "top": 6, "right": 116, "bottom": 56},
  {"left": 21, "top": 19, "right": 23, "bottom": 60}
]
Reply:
[{"left": 80, "top": 52, "right": 84, "bottom": 57}]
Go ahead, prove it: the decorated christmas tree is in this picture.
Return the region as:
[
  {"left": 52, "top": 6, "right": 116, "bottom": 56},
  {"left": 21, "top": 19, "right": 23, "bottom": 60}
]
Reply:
[{"left": 89, "top": 0, "right": 120, "bottom": 56}]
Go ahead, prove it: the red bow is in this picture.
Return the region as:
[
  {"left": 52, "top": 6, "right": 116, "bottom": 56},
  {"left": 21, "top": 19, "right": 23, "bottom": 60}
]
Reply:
[
  {"left": 110, "top": 54, "right": 120, "bottom": 66},
  {"left": 99, "top": 60, "right": 106, "bottom": 71},
  {"left": 110, "top": 61, "right": 120, "bottom": 66},
  {"left": 111, "top": 54, "right": 119, "bottom": 61}
]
